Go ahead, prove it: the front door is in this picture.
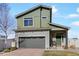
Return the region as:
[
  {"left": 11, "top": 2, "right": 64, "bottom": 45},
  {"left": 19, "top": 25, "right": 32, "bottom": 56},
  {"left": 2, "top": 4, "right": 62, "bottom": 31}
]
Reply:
[{"left": 56, "top": 34, "right": 61, "bottom": 47}]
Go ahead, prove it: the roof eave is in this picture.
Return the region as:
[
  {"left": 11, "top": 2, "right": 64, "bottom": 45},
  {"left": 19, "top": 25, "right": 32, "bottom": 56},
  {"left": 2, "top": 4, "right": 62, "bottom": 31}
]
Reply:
[{"left": 49, "top": 23, "right": 70, "bottom": 30}]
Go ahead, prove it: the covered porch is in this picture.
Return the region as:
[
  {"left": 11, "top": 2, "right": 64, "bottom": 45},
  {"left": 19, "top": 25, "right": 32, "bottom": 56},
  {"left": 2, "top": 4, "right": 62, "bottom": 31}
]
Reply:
[
  {"left": 49, "top": 23, "right": 69, "bottom": 49},
  {"left": 50, "top": 30, "right": 68, "bottom": 49}
]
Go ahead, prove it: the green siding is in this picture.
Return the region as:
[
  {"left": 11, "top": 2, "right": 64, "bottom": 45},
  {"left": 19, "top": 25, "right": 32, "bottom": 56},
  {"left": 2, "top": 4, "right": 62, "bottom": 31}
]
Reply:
[
  {"left": 41, "top": 9, "right": 50, "bottom": 28},
  {"left": 16, "top": 8, "right": 51, "bottom": 29},
  {"left": 17, "top": 17, "right": 23, "bottom": 29},
  {"left": 17, "top": 9, "right": 40, "bottom": 29}
]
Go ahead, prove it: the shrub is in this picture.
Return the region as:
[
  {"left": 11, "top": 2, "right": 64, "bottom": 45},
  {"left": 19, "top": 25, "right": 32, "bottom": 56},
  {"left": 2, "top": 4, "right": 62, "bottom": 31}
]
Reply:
[
  {"left": 62, "top": 45, "right": 65, "bottom": 48},
  {"left": 3, "top": 47, "right": 17, "bottom": 52},
  {"left": 69, "top": 45, "right": 75, "bottom": 49},
  {"left": 3, "top": 48, "right": 10, "bottom": 52},
  {"left": 64, "top": 46, "right": 68, "bottom": 49},
  {"left": 10, "top": 47, "right": 17, "bottom": 51}
]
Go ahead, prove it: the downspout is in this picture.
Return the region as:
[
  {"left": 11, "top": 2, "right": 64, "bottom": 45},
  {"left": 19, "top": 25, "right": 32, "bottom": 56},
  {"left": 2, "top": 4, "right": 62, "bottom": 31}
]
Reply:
[
  {"left": 40, "top": 7, "right": 42, "bottom": 28},
  {"left": 49, "top": 9, "right": 52, "bottom": 48},
  {"left": 50, "top": 8, "right": 52, "bottom": 23}
]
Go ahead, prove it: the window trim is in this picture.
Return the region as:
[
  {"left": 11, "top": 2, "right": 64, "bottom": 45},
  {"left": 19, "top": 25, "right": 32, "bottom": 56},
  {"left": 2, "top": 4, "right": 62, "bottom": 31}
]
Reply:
[{"left": 24, "top": 18, "right": 34, "bottom": 27}]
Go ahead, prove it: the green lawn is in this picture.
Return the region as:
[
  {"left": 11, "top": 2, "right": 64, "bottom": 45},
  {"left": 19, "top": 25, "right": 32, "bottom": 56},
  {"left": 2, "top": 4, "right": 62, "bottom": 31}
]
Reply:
[{"left": 43, "top": 50, "right": 79, "bottom": 56}]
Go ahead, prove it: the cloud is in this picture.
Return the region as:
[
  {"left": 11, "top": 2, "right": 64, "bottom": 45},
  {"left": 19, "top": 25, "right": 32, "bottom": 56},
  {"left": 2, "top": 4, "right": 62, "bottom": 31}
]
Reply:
[
  {"left": 71, "top": 21, "right": 79, "bottom": 26},
  {"left": 65, "top": 7, "right": 79, "bottom": 19},
  {"left": 52, "top": 6, "right": 58, "bottom": 14},
  {"left": 77, "top": 7, "right": 79, "bottom": 13},
  {"left": 66, "top": 14, "right": 79, "bottom": 18}
]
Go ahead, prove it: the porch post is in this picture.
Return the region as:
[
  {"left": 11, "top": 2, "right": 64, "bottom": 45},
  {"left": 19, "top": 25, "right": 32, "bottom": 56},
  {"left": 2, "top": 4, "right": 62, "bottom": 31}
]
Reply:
[
  {"left": 65, "top": 31, "right": 68, "bottom": 49},
  {"left": 61, "top": 34, "right": 63, "bottom": 48},
  {"left": 15, "top": 33, "right": 19, "bottom": 48}
]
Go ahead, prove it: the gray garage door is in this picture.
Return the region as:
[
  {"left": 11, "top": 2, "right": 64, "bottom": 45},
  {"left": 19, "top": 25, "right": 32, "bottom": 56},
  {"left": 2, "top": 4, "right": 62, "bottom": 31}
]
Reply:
[{"left": 19, "top": 37, "right": 45, "bottom": 48}]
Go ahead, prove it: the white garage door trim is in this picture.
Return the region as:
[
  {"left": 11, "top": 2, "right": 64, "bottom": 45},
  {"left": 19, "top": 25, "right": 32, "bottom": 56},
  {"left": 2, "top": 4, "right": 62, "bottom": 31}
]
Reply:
[
  {"left": 19, "top": 37, "right": 45, "bottom": 48},
  {"left": 16, "top": 31, "right": 50, "bottom": 49}
]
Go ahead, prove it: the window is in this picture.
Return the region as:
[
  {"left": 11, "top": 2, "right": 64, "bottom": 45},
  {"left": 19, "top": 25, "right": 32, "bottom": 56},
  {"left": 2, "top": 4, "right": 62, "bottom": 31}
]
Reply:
[
  {"left": 42, "top": 16, "right": 47, "bottom": 19},
  {"left": 24, "top": 18, "right": 33, "bottom": 26}
]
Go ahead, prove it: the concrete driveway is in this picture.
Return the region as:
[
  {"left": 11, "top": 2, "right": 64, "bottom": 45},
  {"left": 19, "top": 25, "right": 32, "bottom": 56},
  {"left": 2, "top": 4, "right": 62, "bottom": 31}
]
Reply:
[{"left": 0, "top": 48, "right": 44, "bottom": 56}]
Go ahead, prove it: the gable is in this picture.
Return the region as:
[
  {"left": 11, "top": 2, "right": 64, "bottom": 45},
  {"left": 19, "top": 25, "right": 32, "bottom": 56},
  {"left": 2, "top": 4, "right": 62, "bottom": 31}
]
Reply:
[
  {"left": 16, "top": 5, "right": 52, "bottom": 18},
  {"left": 16, "top": 5, "right": 52, "bottom": 29}
]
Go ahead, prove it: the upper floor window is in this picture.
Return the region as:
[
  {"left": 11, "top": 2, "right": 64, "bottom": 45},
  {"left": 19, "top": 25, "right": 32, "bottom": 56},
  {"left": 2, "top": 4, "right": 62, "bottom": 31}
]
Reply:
[
  {"left": 42, "top": 16, "right": 47, "bottom": 19},
  {"left": 24, "top": 18, "right": 33, "bottom": 26}
]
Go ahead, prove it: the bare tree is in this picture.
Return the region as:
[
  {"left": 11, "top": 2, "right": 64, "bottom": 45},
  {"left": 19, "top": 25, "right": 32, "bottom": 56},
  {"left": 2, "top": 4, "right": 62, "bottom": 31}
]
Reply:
[{"left": 0, "top": 3, "right": 13, "bottom": 48}]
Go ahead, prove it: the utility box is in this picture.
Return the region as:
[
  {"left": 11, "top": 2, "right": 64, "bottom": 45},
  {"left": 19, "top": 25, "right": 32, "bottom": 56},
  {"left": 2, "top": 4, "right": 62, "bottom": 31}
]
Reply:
[{"left": 11, "top": 42, "right": 16, "bottom": 47}]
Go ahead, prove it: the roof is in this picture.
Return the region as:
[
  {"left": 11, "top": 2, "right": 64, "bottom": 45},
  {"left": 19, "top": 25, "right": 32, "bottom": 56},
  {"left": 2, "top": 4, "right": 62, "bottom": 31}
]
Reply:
[
  {"left": 49, "top": 23, "right": 70, "bottom": 30},
  {"left": 16, "top": 5, "right": 52, "bottom": 18}
]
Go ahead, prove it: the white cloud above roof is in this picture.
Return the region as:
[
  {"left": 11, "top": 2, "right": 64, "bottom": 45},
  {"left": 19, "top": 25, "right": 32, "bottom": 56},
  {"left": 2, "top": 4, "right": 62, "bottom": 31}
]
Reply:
[
  {"left": 66, "top": 14, "right": 79, "bottom": 18},
  {"left": 71, "top": 21, "right": 79, "bottom": 26},
  {"left": 64, "top": 7, "right": 79, "bottom": 19},
  {"left": 52, "top": 6, "right": 58, "bottom": 14}
]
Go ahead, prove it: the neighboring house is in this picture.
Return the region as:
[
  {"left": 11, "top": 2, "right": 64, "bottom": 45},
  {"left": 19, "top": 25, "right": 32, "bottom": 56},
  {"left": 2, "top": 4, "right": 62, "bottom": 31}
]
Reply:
[
  {"left": 0, "top": 35, "right": 5, "bottom": 51},
  {"left": 15, "top": 5, "right": 69, "bottom": 49},
  {"left": 0, "top": 35, "right": 15, "bottom": 51},
  {"left": 6, "top": 38, "right": 16, "bottom": 48},
  {"left": 68, "top": 38, "right": 79, "bottom": 48}
]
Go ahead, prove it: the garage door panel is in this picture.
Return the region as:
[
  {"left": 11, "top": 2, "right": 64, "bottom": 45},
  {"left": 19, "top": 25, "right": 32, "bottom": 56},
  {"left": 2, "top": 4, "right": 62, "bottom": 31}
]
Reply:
[
  {"left": 25, "top": 38, "right": 45, "bottom": 48},
  {"left": 19, "top": 38, "right": 26, "bottom": 48},
  {"left": 19, "top": 37, "right": 45, "bottom": 48}
]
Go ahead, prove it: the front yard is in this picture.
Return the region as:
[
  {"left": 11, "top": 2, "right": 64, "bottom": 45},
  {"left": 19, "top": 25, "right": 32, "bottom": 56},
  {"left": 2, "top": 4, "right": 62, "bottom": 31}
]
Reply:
[
  {"left": 43, "top": 50, "right": 79, "bottom": 56},
  {"left": 1, "top": 48, "right": 79, "bottom": 56}
]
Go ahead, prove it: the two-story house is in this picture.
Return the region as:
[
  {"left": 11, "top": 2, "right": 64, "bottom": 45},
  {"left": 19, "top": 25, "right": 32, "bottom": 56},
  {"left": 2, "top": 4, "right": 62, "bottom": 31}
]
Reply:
[{"left": 15, "top": 5, "right": 69, "bottom": 49}]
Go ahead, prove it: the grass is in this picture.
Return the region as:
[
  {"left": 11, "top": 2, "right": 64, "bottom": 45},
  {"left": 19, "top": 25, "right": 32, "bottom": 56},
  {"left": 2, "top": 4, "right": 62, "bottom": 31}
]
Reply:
[{"left": 43, "top": 50, "right": 79, "bottom": 56}]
